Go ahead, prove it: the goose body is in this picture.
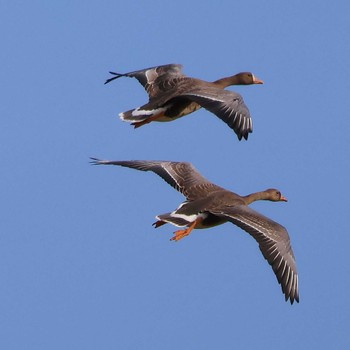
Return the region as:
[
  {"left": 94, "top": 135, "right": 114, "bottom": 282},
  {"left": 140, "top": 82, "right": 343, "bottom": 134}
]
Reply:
[
  {"left": 91, "top": 158, "right": 299, "bottom": 304},
  {"left": 105, "top": 64, "right": 263, "bottom": 140}
]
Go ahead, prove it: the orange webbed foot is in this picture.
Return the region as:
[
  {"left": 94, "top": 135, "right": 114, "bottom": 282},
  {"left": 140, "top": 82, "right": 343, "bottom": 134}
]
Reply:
[
  {"left": 170, "top": 219, "right": 199, "bottom": 242},
  {"left": 170, "top": 228, "right": 192, "bottom": 241}
]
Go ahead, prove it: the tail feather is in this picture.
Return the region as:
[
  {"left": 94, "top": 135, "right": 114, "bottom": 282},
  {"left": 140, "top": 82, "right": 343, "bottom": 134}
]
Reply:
[
  {"left": 156, "top": 213, "right": 191, "bottom": 227},
  {"left": 155, "top": 213, "right": 191, "bottom": 227},
  {"left": 119, "top": 107, "right": 166, "bottom": 123},
  {"left": 119, "top": 109, "right": 146, "bottom": 122}
]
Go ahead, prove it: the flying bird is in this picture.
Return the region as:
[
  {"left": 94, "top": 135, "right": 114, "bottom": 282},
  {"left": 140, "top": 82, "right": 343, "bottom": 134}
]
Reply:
[
  {"left": 105, "top": 64, "right": 263, "bottom": 140},
  {"left": 91, "top": 158, "right": 299, "bottom": 304}
]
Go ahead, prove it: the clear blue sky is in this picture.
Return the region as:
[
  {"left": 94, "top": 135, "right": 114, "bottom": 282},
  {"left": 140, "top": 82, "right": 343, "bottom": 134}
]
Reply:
[{"left": 1, "top": 1, "right": 350, "bottom": 349}]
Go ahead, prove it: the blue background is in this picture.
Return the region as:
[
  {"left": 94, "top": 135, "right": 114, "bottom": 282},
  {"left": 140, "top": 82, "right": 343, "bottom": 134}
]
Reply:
[{"left": 1, "top": 1, "right": 349, "bottom": 349}]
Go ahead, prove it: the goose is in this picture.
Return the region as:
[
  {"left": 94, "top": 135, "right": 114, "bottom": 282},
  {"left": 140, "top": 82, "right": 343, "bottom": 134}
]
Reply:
[
  {"left": 105, "top": 64, "right": 263, "bottom": 140},
  {"left": 91, "top": 158, "right": 299, "bottom": 304}
]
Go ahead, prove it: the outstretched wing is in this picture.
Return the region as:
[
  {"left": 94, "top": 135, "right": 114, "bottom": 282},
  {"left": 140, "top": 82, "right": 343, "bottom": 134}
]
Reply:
[
  {"left": 90, "top": 159, "right": 223, "bottom": 201},
  {"left": 212, "top": 205, "right": 299, "bottom": 304},
  {"left": 180, "top": 88, "right": 252, "bottom": 140},
  {"left": 104, "top": 64, "right": 185, "bottom": 98}
]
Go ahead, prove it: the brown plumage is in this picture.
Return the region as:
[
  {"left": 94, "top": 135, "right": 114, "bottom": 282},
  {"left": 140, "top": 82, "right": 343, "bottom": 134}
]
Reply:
[
  {"left": 105, "top": 64, "right": 263, "bottom": 140},
  {"left": 91, "top": 158, "right": 299, "bottom": 304}
]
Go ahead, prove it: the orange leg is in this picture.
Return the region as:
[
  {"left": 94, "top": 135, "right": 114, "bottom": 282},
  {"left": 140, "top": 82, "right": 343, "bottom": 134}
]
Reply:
[
  {"left": 170, "top": 217, "right": 202, "bottom": 242},
  {"left": 132, "top": 111, "right": 166, "bottom": 128}
]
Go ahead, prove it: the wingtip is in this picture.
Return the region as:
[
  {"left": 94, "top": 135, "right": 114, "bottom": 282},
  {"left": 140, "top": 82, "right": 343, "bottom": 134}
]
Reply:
[
  {"left": 284, "top": 280, "right": 299, "bottom": 305},
  {"left": 104, "top": 71, "right": 124, "bottom": 85},
  {"left": 89, "top": 157, "right": 102, "bottom": 165},
  {"left": 236, "top": 130, "right": 251, "bottom": 141},
  {"left": 237, "top": 133, "right": 248, "bottom": 141},
  {"left": 287, "top": 294, "right": 299, "bottom": 305}
]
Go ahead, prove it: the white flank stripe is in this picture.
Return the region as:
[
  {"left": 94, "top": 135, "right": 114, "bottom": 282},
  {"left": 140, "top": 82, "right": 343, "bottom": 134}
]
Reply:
[
  {"left": 171, "top": 211, "right": 208, "bottom": 224},
  {"left": 171, "top": 212, "right": 198, "bottom": 222},
  {"left": 132, "top": 107, "right": 166, "bottom": 117},
  {"left": 155, "top": 215, "right": 186, "bottom": 227},
  {"left": 119, "top": 107, "right": 167, "bottom": 122}
]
